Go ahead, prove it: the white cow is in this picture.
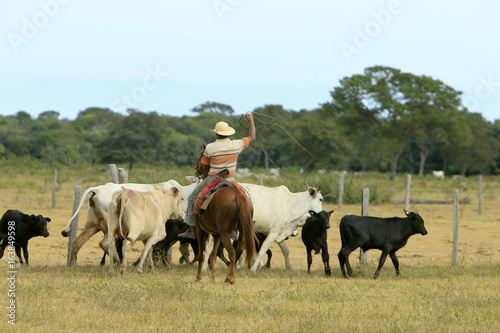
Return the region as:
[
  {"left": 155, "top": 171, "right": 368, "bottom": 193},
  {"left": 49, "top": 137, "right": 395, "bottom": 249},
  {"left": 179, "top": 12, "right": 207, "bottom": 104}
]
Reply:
[
  {"left": 432, "top": 170, "right": 445, "bottom": 179},
  {"left": 61, "top": 179, "right": 199, "bottom": 265},
  {"left": 107, "top": 187, "right": 184, "bottom": 274},
  {"left": 241, "top": 183, "right": 323, "bottom": 272}
]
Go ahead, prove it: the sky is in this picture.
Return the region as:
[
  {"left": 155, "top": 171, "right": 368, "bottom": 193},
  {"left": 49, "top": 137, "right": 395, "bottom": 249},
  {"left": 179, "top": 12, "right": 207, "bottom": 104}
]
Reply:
[{"left": 1, "top": 0, "right": 499, "bottom": 122}]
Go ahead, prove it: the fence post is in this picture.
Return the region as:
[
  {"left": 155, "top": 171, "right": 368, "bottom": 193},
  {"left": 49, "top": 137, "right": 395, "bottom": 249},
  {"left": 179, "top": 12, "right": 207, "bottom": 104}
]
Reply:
[
  {"left": 478, "top": 175, "right": 483, "bottom": 215},
  {"left": 452, "top": 190, "right": 460, "bottom": 265},
  {"left": 118, "top": 168, "right": 129, "bottom": 184},
  {"left": 52, "top": 169, "right": 57, "bottom": 208},
  {"left": 359, "top": 188, "right": 369, "bottom": 263},
  {"left": 405, "top": 174, "right": 412, "bottom": 211},
  {"left": 109, "top": 164, "right": 119, "bottom": 183},
  {"left": 338, "top": 172, "right": 345, "bottom": 210},
  {"left": 67, "top": 186, "right": 81, "bottom": 266}
]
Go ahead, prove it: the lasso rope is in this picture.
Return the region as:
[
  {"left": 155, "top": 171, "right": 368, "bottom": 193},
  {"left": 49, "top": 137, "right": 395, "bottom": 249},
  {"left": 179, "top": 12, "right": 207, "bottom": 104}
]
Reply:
[{"left": 238, "top": 112, "right": 315, "bottom": 179}]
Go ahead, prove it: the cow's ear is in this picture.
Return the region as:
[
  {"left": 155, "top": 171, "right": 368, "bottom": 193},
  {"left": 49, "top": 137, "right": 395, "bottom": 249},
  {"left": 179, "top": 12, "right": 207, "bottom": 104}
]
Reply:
[
  {"left": 404, "top": 209, "right": 410, "bottom": 217},
  {"left": 171, "top": 187, "right": 179, "bottom": 195},
  {"left": 309, "top": 210, "right": 316, "bottom": 216},
  {"left": 30, "top": 214, "right": 36, "bottom": 220},
  {"left": 45, "top": 217, "right": 51, "bottom": 222},
  {"left": 328, "top": 210, "right": 334, "bottom": 216},
  {"left": 308, "top": 187, "right": 316, "bottom": 196}
]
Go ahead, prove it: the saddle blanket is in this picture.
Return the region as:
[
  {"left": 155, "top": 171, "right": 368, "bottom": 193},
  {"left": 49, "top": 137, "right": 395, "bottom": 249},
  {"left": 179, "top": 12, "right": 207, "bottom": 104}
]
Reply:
[{"left": 194, "top": 179, "right": 247, "bottom": 214}]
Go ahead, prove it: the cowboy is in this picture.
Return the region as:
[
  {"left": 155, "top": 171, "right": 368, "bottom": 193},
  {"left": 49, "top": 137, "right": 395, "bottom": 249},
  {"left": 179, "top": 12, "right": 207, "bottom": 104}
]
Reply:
[{"left": 179, "top": 113, "right": 256, "bottom": 239}]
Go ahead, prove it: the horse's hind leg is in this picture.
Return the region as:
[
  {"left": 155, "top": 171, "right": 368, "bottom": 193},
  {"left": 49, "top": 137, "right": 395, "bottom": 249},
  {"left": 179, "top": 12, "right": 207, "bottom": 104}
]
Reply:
[
  {"left": 210, "top": 236, "right": 221, "bottom": 282},
  {"left": 221, "top": 233, "right": 236, "bottom": 284}
]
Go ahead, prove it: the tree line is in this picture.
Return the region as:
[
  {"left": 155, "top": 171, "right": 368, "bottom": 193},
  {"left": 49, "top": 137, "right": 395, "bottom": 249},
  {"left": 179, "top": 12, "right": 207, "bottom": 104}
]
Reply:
[{"left": 1, "top": 66, "right": 499, "bottom": 178}]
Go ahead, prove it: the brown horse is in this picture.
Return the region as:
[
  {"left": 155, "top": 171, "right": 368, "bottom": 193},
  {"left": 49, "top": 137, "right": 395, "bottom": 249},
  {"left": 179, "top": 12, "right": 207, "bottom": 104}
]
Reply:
[{"left": 195, "top": 144, "right": 256, "bottom": 284}]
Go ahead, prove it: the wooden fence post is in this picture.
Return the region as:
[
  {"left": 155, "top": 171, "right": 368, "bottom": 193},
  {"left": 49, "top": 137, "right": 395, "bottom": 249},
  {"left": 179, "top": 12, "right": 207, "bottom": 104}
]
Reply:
[
  {"left": 478, "top": 175, "right": 483, "bottom": 215},
  {"left": 338, "top": 172, "right": 345, "bottom": 210},
  {"left": 52, "top": 169, "right": 57, "bottom": 208},
  {"left": 67, "top": 186, "right": 81, "bottom": 266},
  {"left": 109, "top": 164, "right": 119, "bottom": 183},
  {"left": 359, "top": 188, "right": 369, "bottom": 263},
  {"left": 452, "top": 190, "right": 460, "bottom": 265},
  {"left": 118, "top": 168, "right": 129, "bottom": 184},
  {"left": 405, "top": 174, "right": 412, "bottom": 211}
]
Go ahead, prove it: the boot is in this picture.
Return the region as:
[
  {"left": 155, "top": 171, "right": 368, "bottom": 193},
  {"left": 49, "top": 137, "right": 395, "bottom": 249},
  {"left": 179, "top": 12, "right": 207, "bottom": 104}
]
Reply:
[{"left": 178, "top": 225, "right": 196, "bottom": 239}]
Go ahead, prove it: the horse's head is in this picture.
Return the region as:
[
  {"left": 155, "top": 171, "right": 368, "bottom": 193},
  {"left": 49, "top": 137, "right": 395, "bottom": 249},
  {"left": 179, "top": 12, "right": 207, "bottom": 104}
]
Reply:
[{"left": 195, "top": 143, "right": 209, "bottom": 179}]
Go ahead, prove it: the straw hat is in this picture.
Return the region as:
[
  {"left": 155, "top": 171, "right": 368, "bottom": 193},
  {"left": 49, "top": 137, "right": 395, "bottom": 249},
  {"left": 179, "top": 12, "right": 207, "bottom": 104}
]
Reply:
[{"left": 210, "top": 121, "right": 235, "bottom": 136}]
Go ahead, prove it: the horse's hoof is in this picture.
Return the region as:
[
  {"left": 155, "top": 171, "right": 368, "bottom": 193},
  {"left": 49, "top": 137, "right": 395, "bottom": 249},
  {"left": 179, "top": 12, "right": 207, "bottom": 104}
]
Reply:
[{"left": 224, "top": 276, "right": 235, "bottom": 284}]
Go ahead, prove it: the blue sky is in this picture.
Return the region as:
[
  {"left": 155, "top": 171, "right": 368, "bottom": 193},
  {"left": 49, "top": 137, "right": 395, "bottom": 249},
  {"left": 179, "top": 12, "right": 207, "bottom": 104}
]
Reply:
[{"left": 1, "top": 0, "right": 499, "bottom": 122}]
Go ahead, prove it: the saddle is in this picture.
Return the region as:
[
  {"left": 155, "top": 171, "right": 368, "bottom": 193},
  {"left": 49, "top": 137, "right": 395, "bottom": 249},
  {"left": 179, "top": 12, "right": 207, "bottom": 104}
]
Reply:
[{"left": 194, "top": 179, "right": 247, "bottom": 214}]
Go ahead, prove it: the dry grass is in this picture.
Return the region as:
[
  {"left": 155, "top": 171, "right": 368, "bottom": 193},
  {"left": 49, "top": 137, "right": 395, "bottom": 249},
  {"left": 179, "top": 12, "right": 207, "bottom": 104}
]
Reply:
[{"left": 1, "top": 167, "right": 499, "bottom": 331}]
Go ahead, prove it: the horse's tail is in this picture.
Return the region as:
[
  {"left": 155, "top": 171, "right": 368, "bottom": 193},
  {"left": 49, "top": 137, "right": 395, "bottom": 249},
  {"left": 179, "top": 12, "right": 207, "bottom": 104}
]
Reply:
[{"left": 236, "top": 191, "right": 256, "bottom": 267}]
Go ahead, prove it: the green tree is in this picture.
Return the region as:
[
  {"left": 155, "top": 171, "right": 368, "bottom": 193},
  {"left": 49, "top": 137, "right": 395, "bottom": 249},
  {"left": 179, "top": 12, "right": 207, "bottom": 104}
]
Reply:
[
  {"left": 191, "top": 101, "right": 235, "bottom": 116},
  {"left": 447, "top": 113, "right": 498, "bottom": 175},
  {"left": 323, "top": 66, "right": 466, "bottom": 179},
  {"left": 97, "top": 110, "right": 167, "bottom": 170}
]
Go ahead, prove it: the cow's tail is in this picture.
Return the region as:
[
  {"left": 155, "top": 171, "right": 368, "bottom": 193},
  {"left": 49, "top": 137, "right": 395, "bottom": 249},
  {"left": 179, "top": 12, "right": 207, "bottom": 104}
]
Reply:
[
  {"left": 117, "top": 192, "right": 133, "bottom": 244},
  {"left": 236, "top": 191, "right": 256, "bottom": 267},
  {"left": 339, "top": 216, "right": 347, "bottom": 248},
  {"left": 61, "top": 187, "right": 99, "bottom": 237}
]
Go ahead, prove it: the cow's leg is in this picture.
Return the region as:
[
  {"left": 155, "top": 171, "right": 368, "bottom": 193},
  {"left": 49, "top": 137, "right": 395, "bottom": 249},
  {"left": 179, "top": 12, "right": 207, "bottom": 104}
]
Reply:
[
  {"left": 119, "top": 240, "right": 131, "bottom": 274},
  {"left": 69, "top": 227, "right": 100, "bottom": 266},
  {"left": 251, "top": 232, "right": 279, "bottom": 272},
  {"left": 209, "top": 236, "right": 221, "bottom": 282},
  {"left": 190, "top": 239, "right": 199, "bottom": 264},
  {"left": 100, "top": 252, "right": 107, "bottom": 266},
  {"left": 374, "top": 251, "right": 389, "bottom": 279},
  {"left": 277, "top": 241, "right": 291, "bottom": 270},
  {"left": 179, "top": 242, "right": 189, "bottom": 264},
  {"left": 196, "top": 227, "right": 206, "bottom": 281},
  {"left": 15, "top": 246, "right": 23, "bottom": 265},
  {"left": 321, "top": 244, "right": 331, "bottom": 276},
  {"left": 389, "top": 252, "right": 400, "bottom": 276},
  {"left": 264, "top": 248, "right": 272, "bottom": 268},
  {"left": 146, "top": 245, "right": 155, "bottom": 271},
  {"left": 0, "top": 238, "right": 7, "bottom": 259},
  {"left": 221, "top": 233, "right": 236, "bottom": 284},
  {"left": 136, "top": 237, "right": 156, "bottom": 274},
  {"left": 306, "top": 248, "right": 313, "bottom": 274},
  {"left": 338, "top": 247, "right": 352, "bottom": 279},
  {"left": 22, "top": 243, "right": 29, "bottom": 265},
  {"left": 108, "top": 230, "right": 117, "bottom": 274},
  {"left": 217, "top": 245, "right": 230, "bottom": 267}
]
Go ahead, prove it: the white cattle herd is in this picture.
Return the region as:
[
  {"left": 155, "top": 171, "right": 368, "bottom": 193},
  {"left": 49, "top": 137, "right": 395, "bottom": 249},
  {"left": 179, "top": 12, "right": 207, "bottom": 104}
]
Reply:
[{"left": 60, "top": 177, "right": 324, "bottom": 275}]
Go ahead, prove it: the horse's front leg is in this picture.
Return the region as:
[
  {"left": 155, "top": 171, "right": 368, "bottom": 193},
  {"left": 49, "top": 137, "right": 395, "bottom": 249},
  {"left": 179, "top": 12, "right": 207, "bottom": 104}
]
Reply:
[
  {"left": 210, "top": 236, "right": 221, "bottom": 282},
  {"left": 196, "top": 225, "right": 205, "bottom": 282}
]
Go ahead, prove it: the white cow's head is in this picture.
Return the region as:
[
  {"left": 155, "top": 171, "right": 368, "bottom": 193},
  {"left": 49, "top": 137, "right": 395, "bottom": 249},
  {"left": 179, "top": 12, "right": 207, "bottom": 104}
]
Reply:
[{"left": 307, "top": 183, "right": 323, "bottom": 212}]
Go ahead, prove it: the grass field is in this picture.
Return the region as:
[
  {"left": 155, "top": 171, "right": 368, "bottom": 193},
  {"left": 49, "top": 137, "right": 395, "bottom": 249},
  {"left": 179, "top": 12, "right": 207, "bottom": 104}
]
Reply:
[{"left": 1, "top": 165, "right": 499, "bottom": 331}]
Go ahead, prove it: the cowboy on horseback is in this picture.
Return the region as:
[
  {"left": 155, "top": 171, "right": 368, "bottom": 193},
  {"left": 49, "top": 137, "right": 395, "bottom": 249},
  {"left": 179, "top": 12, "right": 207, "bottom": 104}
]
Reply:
[{"left": 179, "top": 113, "right": 256, "bottom": 239}]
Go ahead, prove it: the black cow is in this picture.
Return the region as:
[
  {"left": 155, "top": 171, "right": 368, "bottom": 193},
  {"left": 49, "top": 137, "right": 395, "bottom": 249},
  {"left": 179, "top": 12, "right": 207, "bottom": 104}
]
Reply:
[
  {"left": 301, "top": 210, "right": 334, "bottom": 276},
  {"left": 152, "top": 219, "right": 200, "bottom": 266},
  {"left": 99, "top": 238, "right": 124, "bottom": 266},
  {"left": 234, "top": 232, "right": 272, "bottom": 268},
  {"left": 130, "top": 219, "right": 229, "bottom": 267},
  {"left": 338, "top": 210, "right": 427, "bottom": 279},
  {"left": 0, "top": 209, "right": 51, "bottom": 265}
]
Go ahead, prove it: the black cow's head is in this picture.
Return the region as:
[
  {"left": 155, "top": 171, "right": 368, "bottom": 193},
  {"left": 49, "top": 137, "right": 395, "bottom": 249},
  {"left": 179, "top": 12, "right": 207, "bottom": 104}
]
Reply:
[
  {"left": 31, "top": 215, "right": 51, "bottom": 238},
  {"left": 404, "top": 210, "right": 427, "bottom": 235},
  {"left": 308, "top": 210, "right": 334, "bottom": 230}
]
